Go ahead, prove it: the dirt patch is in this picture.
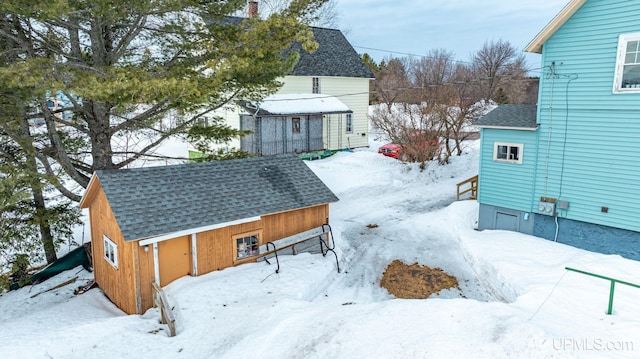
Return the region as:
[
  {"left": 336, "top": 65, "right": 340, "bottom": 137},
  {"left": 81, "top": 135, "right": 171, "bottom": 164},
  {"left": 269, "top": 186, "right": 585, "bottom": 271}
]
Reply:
[{"left": 380, "top": 260, "right": 462, "bottom": 299}]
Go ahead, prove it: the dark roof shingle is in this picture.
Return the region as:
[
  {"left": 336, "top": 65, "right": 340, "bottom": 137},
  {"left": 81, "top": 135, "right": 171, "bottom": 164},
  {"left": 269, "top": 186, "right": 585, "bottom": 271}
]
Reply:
[
  {"left": 94, "top": 154, "right": 338, "bottom": 241},
  {"left": 473, "top": 104, "right": 538, "bottom": 129},
  {"left": 220, "top": 17, "right": 373, "bottom": 79},
  {"left": 289, "top": 27, "right": 375, "bottom": 78}
]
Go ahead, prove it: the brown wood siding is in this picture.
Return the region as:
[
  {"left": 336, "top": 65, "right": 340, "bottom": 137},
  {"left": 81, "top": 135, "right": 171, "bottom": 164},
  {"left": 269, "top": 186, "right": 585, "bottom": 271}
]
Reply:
[
  {"left": 195, "top": 204, "right": 329, "bottom": 276},
  {"left": 196, "top": 220, "right": 262, "bottom": 274},
  {"left": 87, "top": 188, "right": 139, "bottom": 314},
  {"left": 262, "top": 204, "right": 329, "bottom": 242}
]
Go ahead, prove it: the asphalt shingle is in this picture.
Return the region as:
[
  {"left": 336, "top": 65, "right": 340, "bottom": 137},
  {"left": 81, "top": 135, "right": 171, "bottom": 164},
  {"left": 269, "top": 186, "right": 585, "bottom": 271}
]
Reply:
[
  {"left": 94, "top": 154, "right": 338, "bottom": 242},
  {"left": 288, "top": 27, "right": 375, "bottom": 79},
  {"left": 473, "top": 104, "right": 538, "bottom": 129}
]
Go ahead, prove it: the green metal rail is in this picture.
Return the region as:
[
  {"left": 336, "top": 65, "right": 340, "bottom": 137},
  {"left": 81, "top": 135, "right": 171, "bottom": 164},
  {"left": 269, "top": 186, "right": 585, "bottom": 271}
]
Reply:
[{"left": 565, "top": 267, "right": 640, "bottom": 315}]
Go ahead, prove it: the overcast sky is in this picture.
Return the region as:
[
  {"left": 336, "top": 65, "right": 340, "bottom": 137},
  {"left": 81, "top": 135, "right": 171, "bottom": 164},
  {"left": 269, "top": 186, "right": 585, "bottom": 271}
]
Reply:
[{"left": 336, "top": 0, "right": 572, "bottom": 76}]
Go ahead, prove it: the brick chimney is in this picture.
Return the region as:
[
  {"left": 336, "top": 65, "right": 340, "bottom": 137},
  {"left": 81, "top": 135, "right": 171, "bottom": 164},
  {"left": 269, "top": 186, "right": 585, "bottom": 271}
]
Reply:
[{"left": 248, "top": 1, "right": 258, "bottom": 18}]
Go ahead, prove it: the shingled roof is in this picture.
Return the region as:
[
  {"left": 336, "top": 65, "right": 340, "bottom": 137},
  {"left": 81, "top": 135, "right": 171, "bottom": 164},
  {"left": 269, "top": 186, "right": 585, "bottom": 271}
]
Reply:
[
  {"left": 221, "top": 17, "right": 373, "bottom": 79},
  {"left": 473, "top": 104, "right": 538, "bottom": 130},
  {"left": 288, "top": 27, "right": 374, "bottom": 79},
  {"left": 85, "top": 154, "right": 338, "bottom": 242}
]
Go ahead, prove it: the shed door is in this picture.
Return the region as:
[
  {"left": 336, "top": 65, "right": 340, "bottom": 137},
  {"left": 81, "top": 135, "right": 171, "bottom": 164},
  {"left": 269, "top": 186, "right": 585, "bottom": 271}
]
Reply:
[
  {"left": 495, "top": 212, "right": 519, "bottom": 232},
  {"left": 158, "top": 235, "right": 191, "bottom": 286}
]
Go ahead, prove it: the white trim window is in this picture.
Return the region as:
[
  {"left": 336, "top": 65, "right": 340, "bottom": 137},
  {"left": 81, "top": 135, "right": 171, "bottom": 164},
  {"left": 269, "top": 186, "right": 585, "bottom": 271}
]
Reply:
[
  {"left": 614, "top": 33, "right": 640, "bottom": 93},
  {"left": 312, "top": 77, "right": 320, "bottom": 94},
  {"left": 493, "top": 142, "right": 523, "bottom": 164},
  {"left": 103, "top": 235, "right": 118, "bottom": 268},
  {"left": 345, "top": 113, "right": 353, "bottom": 134}
]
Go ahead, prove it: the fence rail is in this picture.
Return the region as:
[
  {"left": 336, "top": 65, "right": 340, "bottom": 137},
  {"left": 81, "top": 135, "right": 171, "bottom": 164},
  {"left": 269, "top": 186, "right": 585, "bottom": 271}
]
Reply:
[
  {"left": 456, "top": 175, "right": 478, "bottom": 200},
  {"left": 151, "top": 281, "right": 177, "bottom": 336},
  {"left": 565, "top": 267, "right": 640, "bottom": 315}
]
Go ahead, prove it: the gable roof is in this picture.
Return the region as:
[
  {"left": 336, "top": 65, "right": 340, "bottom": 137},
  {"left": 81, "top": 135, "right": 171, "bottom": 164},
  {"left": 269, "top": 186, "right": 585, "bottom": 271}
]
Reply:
[
  {"left": 81, "top": 154, "right": 338, "bottom": 242},
  {"left": 473, "top": 104, "right": 538, "bottom": 130},
  {"left": 525, "top": 0, "right": 586, "bottom": 53},
  {"left": 242, "top": 94, "right": 352, "bottom": 116},
  {"left": 288, "top": 27, "right": 375, "bottom": 79},
  {"left": 220, "top": 17, "right": 374, "bottom": 79}
]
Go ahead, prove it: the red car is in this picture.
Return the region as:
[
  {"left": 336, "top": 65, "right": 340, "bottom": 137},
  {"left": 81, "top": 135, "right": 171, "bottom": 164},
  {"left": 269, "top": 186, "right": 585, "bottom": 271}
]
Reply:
[
  {"left": 378, "top": 142, "right": 403, "bottom": 159},
  {"left": 378, "top": 132, "right": 439, "bottom": 160}
]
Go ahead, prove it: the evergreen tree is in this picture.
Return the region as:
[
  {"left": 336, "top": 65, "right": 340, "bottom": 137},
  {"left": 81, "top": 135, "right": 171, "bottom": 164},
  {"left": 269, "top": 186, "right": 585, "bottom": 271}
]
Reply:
[
  {"left": 0, "top": 136, "right": 81, "bottom": 268},
  {"left": 0, "top": 0, "right": 324, "bottom": 202},
  {"left": 0, "top": 1, "right": 322, "bottom": 264},
  {"left": 493, "top": 87, "right": 510, "bottom": 104}
]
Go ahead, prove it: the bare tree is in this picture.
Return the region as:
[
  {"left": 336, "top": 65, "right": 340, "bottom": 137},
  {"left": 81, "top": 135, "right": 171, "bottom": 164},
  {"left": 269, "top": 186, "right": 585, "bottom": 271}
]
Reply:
[
  {"left": 411, "top": 49, "right": 456, "bottom": 87},
  {"left": 441, "top": 64, "right": 485, "bottom": 161},
  {"left": 370, "top": 102, "right": 441, "bottom": 167},
  {"left": 472, "top": 39, "right": 527, "bottom": 102}
]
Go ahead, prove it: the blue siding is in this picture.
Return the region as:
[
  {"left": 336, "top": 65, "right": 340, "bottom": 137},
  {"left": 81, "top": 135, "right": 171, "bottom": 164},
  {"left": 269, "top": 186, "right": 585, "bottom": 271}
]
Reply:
[
  {"left": 478, "top": 128, "right": 538, "bottom": 212},
  {"left": 535, "top": 0, "right": 640, "bottom": 233}
]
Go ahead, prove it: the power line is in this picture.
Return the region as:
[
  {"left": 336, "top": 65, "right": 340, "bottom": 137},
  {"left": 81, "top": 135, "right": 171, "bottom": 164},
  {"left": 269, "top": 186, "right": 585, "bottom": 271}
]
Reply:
[
  {"left": 354, "top": 45, "right": 549, "bottom": 76},
  {"left": 353, "top": 45, "right": 473, "bottom": 65}
]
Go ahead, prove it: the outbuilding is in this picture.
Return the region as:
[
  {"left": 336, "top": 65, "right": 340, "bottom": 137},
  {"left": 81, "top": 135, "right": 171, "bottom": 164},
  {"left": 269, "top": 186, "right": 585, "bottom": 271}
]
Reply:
[{"left": 79, "top": 154, "right": 338, "bottom": 314}]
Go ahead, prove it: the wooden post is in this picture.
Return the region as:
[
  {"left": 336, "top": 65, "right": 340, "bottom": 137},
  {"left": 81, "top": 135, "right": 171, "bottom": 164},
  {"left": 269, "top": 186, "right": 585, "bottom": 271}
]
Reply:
[{"left": 151, "top": 281, "right": 177, "bottom": 336}]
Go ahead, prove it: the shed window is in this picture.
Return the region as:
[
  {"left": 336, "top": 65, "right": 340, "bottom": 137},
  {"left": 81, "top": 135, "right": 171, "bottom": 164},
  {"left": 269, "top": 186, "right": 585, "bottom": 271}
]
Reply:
[
  {"left": 614, "top": 33, "right": 640, "bottom": 93},
  {"left": 235, "top": 233, "right": 259, "bottom": 260},
  {"left": 312, "top": 77, "right": 320, "bottom": 94},
  {"left": 493, "top": 142, "right": 523, "bottom": 164},
  {"left": 103, "top": 235, "right": 118, "bottom": 268},
  {"left": 346, "top": 113, "right": 353, "bottom": 134},
  {"left": 292, "top": 117, "right": 301, "bottom": 134}
]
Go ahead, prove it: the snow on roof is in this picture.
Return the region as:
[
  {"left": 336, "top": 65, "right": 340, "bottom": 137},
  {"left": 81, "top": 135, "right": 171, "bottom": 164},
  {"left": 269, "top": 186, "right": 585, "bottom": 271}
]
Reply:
[{"left": 256, "top": 94, "right": 352, "bottom": 115}]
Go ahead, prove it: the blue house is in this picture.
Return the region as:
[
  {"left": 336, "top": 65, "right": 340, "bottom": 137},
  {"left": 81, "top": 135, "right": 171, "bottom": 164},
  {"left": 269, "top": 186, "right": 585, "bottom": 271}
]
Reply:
[{"left": 474, "top": 0, "right": 640, "bottom": 260}]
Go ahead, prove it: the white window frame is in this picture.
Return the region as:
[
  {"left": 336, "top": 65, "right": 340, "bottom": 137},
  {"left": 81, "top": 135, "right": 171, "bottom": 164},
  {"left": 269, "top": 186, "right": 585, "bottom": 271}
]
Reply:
[
  {"left": 613, "top": 32, "right": 640, "bottom": 93},
  {"left": 345, "top": 113, "right": 353, "bottom": 134},
  {"left": 312, "top": 77, "right": 320, "bottom": 94},
  {"left": 493, "top": 142, "right": 523, "bottom": 164},
  {"left": 103, "top": 235, "right": 118, "bottom": 269}
]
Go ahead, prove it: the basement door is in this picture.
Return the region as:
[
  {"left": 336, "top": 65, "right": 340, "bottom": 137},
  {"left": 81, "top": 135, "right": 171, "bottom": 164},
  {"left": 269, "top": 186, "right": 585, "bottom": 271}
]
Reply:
[
  {"left": 495, "top": 212, "right": 519, "bottom": 232},
  {"left": 158, "top": 235, "right": 191, "bottom": 286}
]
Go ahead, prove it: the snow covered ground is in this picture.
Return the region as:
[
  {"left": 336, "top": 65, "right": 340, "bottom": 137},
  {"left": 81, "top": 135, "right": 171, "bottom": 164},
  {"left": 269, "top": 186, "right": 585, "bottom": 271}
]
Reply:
[{"left": 2, "top": 138, "right": 640, "bottom": 358}]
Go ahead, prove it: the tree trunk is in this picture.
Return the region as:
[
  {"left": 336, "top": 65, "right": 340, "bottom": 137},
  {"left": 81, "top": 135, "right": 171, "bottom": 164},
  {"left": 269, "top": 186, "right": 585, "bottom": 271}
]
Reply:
[
  {"left": 32, "top": 179, "right": 58, "bottom": 264},
  {"left": 20, "top": 119, "right": 58, "bottom": 263},
  {"left": 86, "top": 101, "right": 115, "bottom": 170}
]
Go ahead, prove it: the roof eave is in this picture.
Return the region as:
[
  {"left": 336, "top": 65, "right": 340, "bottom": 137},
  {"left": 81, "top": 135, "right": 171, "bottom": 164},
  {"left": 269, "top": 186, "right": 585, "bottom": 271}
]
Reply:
[
  {"left": 524, "top": 0, "right": 587, "bottom": 54},
  {"left": 78, "top": 173, "right": 100, "bottom": 208},
  {"left": 476, "top": 125, "right": 538, "bottom": 131},
  {"left": 262, "top": 110, "right": 353, "bottom": 116}
]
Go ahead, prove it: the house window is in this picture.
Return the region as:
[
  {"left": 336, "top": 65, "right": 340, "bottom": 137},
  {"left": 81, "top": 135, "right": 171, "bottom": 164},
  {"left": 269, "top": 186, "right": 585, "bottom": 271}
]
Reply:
[
  {"left": 292, "top": 117, "right": 301, "bottom": 134},
  {"left": 345, "top": 113, "right": 353, "bottom": 134},
  {"left": 235, "top": 232, "right": 259, "bottom": 260},
  {"left": 312, "top": 77, "right": 320, "bottom": 94},
  {"left": 493, "top": 142, "right": 523, "bottom": 164},
  {"left": 196, "top": 116, "right": 209, "bottom": 127},
  {"left": 103, "top": 235, "right": 118, "bottom": 268},
  {"left": 614, "top": 33, "right": 640, "bottom": 93}
]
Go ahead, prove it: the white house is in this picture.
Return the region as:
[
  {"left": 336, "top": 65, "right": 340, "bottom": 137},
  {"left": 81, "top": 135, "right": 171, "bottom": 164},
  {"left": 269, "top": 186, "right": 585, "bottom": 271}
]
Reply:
[{"left": 211, "top": 12, "right": 375, "bottom": 155}]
